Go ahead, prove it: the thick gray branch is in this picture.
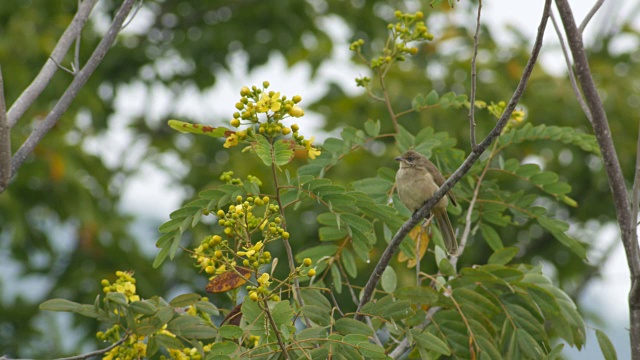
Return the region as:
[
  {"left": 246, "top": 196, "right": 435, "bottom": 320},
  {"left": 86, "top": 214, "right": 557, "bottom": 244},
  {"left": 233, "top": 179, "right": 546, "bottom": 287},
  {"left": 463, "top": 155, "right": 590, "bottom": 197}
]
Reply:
[
  {"left": 11, "top": 0, "right": 137, "bottom": 176},
  {"left": 555, "top": 0, "right": 640, "bottom": 358},
  {"left": 6, "top": 0, "right": 98, "bottom": 127},
  {"left": 0, "top": 66, "right": 9, "bottom": 192},
  {"left": 355, "top": 0, "right": 552, "bottom": 322}
]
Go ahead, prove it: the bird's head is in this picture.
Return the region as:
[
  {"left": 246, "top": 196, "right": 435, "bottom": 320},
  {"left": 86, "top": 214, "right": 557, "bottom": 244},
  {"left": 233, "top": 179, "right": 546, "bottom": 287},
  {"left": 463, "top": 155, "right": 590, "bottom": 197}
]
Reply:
[{"left": 395, "top": 150, "right": 424, "bottom": 168}]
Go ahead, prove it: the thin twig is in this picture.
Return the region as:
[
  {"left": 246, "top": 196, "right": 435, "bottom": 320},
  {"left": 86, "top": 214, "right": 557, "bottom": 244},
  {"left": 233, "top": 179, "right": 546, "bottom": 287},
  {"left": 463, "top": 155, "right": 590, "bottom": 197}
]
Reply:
[
  {"left": 7, "top": 0, "right": 98, "bottom": 127},
  {"left": 54, "top": 332, "right": 130, "bottom": 360},
  {"left": 450, "top": 141, "right": 497, "bottom": 269},
  {"left": 389, "top": 306, "right": 441, "bottom": 359},
  {"left": 469, "top": 0, "right": 482, "bottom": 150},
  {"left": 550, "top": 10, "right": 593, "bottom": 124},
  {"left": 355, "top": 0, "right": 552, "bottom": 321},
  {"left": 379, "top": 73, "right": 399, "bottom": 133},
  {"left": 555, "top": 1, "right": 640, "bottom": 358},
  {"left": 49, "top": 56, "right": 76, "bottom": 75},
  {"left": 11, "top": 0, "right": 137, "bottom": 176},
  {"left": 121, "top": 0, "right": 144, "bottom": 30},
  {"left": 262, "top": 300, "right": 291, "bottom": 360},
  {"left": 579, "top": 0, "right": 605, "bottom": 33},
  {"left": 270, "top": 160, "right": 312, "bottom": 328},
  {"left": 0, "top": 66, "right": 10, "bottom": 192},
  {"left": 73, "top": 0, "right": 82, "bottom": 73}
]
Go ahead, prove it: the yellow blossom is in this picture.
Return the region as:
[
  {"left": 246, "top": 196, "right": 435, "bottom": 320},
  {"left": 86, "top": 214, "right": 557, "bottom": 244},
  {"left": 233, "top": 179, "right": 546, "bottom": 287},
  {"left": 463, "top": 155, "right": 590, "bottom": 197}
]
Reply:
[
  {"left": 256, "top": 92, "right": 281, "bottom": 112},
  {"left": 258, "top": 273, "right": 270, "bottom": 285},
  {"left": 224, "top": 133, "right": 239, "bottom": 148},
  {"left": 305, "top": 137, "right": 321, "bottom": 160}
]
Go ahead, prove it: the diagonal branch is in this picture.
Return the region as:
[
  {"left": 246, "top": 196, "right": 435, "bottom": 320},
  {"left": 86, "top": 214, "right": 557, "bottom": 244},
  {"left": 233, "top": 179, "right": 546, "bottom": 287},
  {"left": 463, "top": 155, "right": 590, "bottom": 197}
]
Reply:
[
  {"left": 550, "top": 11, "right": 593, "bottom": 124},
  {"left": 0, "top": 66, "right": 9, "bottom": 192},
  {"left": 354, "top": 0, "right": 553, "bottom": 321},
  {"left": 555, "top": 1, "right": 640, "bottom": 358},
  {"left": 10, "top": 0, "right": 137, "bottom": 177},
  {"left": 7, "top": 0, "right": 99, "bottom": 127},
  {"left": 579, "top": 0, "right": 605, "bottom": 33},
  {"left": 468, "top": 0, "right": 482, "bottom": 150}
]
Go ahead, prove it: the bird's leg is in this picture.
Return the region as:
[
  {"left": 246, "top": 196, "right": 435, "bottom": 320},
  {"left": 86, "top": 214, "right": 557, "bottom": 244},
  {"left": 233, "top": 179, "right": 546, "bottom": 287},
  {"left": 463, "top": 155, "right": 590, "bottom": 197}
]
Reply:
[{"left": 422, "top": 212, "right": 434, "bottom": 238}]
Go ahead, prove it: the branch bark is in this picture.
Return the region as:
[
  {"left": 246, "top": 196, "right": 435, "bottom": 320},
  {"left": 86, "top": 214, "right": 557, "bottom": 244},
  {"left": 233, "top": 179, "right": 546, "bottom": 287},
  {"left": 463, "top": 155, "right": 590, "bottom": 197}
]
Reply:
[
  {"left": 6, "top": 0, "right": 99, "bottom": 127},
  {"left": 555, "top": 0, "right": 640, "bottom": 358},
  {"left": 10, "top": 0, "right": 137, "bottom": 177},
  {"left": 0, "top": 66, "right": 9, "bottom": 192},
  {"left": 354, "top": 0, "right": 552, "bottom": 321}
]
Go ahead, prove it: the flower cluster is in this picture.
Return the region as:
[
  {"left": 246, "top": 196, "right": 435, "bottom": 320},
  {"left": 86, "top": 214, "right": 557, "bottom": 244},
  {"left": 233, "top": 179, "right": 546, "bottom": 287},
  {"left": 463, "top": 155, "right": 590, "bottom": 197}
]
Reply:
[
  {"left": 350, "top": 11, "right": 434, "bottom": 69},
  {"left": 98, "top": 331, "right": 147, "bottom": 360},
  {"left": 223, "top": 82, "right": 321, "bottom": 160},
  {"left": 487, "top": 101, "right": 526, "bottom": 124},
  {"left": 219, "top": 171, "right": 262, "bottom": 187},
  {"left": 247, "top": 272, "right": 275, "bottom": 302},
  {"left": 192, "top": 193, "right": 285, "bottom": 279},
  {"left": 101, "top": 270, "right": 140, "bottom": 303}
]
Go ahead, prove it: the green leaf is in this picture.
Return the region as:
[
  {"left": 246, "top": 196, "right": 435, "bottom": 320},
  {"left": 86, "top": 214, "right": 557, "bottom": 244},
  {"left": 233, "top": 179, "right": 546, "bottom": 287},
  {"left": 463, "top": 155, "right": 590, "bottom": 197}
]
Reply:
[
  {"left": 530, "top": 171, "right": 558, "bottom": 185},
  {"left": 425, "top": 89, "right": 439, "bottom": 105},
  {"left": 364, "top": 119, "right": 381, "bottom": 137},
  {"left": 381, "top": 266, "right": 397, "bottom": 293},
  {"left": 488, "top": 247, "right": 519, "bottom": 265},
  {"left": 274, "top": 139, "right": 294, "bottom": 166},
  {"left": 39, "top": 299, "right": 101, "bottom": 319},
  {"left": 596, "top": 329, "right": 618, "bottom": 360},
  {"left": 319, "top": 226, "right": 348, "bottom": 241},
  {"left": 168, "top": 120, "right": 229, "bottom": 138},
  {"left": 129, "top": 300, "right": 157, "bottom": 315},
  {"left": 255, "top": 134, "right": 273, "bottom": 166},
  {"left": 218, "top": 325, "right": 243, "bottom": 339},
  {"left": 154, "top": 333, "right": 185, "bottom": 350},
  {"left": 515, "top": 163, "right": 541, "bottom": 178},
  {"left": 180, "top": 325, "right": 218, "bottom": 339},
  {"left": 537, "top": 216, "right": 586, "bottom": 259},
  {"left": 300, "top": 289, "right": 331, "bottom": 311},
  {"left": 396, "top": 125, "right": 415, "bottom": 152},
  {"left": 331, "top": 263, "right": 343, "bottom": 294},
  {"left": 357, "top": 342, "right": 388, "bottom": 359},
  {"left": 335, "top": 318, "right": 373, "bottom": 337},
  {"left": 169, "top": 293, "right": 202, "bottom": 307},
  {"left": 301, "top": 305, "right": 331, "bottom": 326},
  {"left": 515, "top": 328, "right": 544, "bottom": 358},
  {"left": 295, "top": 245, "right": 339, "bottom": 263},
  {"left": 209, "top": 341, "right": 238, "bottom": 356},
  {"left": 410, "top": 329, "right": 451, "bottom": 355},
  {"left": 396, "top": 286, "right": 440, "bottom": 306},
  {"left": 480, "top": 223, "right": 503, "bottom": 251},
  {"left": 341, "top": 248, "right": 357, "bottom": 278}
]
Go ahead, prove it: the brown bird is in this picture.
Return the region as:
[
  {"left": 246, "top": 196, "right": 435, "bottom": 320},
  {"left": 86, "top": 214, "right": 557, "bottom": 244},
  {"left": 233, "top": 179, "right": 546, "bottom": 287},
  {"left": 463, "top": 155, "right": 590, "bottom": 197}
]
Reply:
[{"left": 395, "top": 150, "right": 458, "bottom": 255}]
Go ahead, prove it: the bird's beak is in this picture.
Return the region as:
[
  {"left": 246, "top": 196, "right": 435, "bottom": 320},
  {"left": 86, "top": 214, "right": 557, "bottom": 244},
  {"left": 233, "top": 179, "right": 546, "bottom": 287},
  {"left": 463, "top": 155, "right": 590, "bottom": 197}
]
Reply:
[{"left": 394, "top": 156, "right": 402, "bottom": 162}]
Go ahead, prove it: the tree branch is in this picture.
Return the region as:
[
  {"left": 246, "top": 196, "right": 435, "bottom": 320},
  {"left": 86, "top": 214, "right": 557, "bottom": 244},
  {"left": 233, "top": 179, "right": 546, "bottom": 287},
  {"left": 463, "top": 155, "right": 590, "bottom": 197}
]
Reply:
[
  {"left": 6, "top": 0, "right": 99, "bottom": 127},
  {"left": 0, "top": 66, "right": 10, "bottom": 192},
  {"left": 10, "top": 0, "right": 137, "bottom": 177},
  {"left": 53, "top": 332, "right": 130, "bottom": 360},
  {"left": 468, "top": 0, "right": 482, "bottom": 150},
  {"left": 354, "top": 0, "right": 552, "bottom": 321},
  {"left": 555, "top": 1, "right": 640, "bottom": 358},
  {"left": 550, "top": 11, "right": 593, "bottom": 124},
  {"left": 579, "top": 0, "right": 605, "bottom": 33}
]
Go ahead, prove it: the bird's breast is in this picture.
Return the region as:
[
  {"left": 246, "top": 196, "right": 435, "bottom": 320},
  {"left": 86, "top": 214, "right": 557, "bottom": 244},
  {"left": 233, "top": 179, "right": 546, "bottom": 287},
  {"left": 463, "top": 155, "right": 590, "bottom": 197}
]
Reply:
[{"left": 396, "top": 167, "right": 447, "bottom": 212}]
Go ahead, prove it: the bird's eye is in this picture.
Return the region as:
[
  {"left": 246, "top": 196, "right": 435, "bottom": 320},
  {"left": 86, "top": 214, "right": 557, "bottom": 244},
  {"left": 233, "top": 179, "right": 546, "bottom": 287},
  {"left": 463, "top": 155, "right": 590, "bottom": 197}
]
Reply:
[{"left": 407, "top": 156, "right": 414, "bottom": 161}]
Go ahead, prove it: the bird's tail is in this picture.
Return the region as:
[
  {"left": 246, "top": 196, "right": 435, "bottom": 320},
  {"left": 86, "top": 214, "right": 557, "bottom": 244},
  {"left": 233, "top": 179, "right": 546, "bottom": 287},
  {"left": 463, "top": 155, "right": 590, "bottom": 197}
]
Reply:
[{"left": 434, "top": 210, "right": 458, "bottom": 255}]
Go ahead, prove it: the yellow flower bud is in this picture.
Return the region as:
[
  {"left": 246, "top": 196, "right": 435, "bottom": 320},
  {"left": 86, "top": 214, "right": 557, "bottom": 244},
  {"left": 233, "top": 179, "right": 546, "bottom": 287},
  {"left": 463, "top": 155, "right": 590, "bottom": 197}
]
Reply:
[
  {"left": 230, "top": 119, "right": 240, "bottom": 127},
  {"left": 303, "top": 258, "right": 312, "bottom": 266},
  {"left": 240, "top": 86, "right": 251, "bottom": 96},
  {"left": 292, "top": 95, "right": 302, "bottom": 103},
  {"left": 205, "top": 266, "right": 216, "bottom": 274},
  {"left": 215, "top": 250, "right": 223, "bottom": 258},
  {"left": 217, "top": 210, "right": 225, "bottom": 218},
  {"left": 212, "top": 235, "right": 222, "bottom": 245},
  {"left": 289, "top": 106, "right": 304, "bottom": 117},
  {"left": 250, "top": 292, "right": 259, "bottom": 301},
  {"left": 282, "top": 127, "right": 291, "bottom": 135},
  {"left": 282, "top": 231, "right": 290, "bottom": 239},
  {"left": 308, "top": 269, "right": 316, "bottom": 277},
  {"left": 291, "top": 124, "right": 299, "bottom": 132}
]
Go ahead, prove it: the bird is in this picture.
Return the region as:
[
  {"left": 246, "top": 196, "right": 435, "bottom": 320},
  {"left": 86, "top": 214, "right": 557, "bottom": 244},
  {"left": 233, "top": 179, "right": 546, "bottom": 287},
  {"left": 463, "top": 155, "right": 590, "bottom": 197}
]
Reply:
[{"left": 395, "top": 150, "right": 458, "bottom": 255}]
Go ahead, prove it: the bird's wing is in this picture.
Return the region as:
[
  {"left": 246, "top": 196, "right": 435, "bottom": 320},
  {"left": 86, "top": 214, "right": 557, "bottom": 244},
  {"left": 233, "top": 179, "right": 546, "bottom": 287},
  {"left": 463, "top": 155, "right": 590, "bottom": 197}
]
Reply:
[{"left": 426, "top": 160, "right": 457, "bottom": 207}]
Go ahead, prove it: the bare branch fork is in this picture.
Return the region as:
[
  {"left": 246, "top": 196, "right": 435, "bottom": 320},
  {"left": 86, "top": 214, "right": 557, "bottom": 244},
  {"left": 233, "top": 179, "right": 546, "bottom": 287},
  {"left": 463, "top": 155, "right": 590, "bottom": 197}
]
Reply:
[
  {"left": 10, "top": 0, "right": 138, "bottom": 178},
  {"left": 554, "top": 1, "right": 640, "bottom": 358},
  {"left": 354, "top": 0, "right": 553, "bottom": 322},
  {"left": 6, "top": 0, "right": 99, "bottom": 127}
]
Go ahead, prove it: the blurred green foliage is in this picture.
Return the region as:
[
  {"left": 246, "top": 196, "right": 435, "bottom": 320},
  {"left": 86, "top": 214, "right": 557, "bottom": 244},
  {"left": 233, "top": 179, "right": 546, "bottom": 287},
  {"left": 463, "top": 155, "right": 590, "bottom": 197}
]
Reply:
[{"left": 1, "top": 0, "right": 639, "bottom": 357}]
